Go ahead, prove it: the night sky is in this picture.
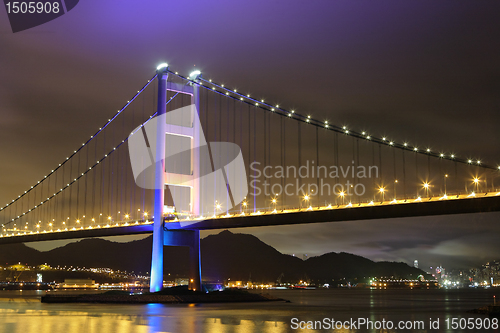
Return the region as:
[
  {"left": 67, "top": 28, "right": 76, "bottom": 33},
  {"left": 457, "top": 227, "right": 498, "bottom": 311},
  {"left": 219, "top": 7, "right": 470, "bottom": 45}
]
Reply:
[{"left": 1, "top": 1, "right": 499, "bottom": 271}]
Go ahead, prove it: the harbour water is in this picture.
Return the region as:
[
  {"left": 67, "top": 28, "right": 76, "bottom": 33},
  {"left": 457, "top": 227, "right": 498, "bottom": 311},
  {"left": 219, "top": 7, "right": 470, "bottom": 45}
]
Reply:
[{"left": 0, "top": 288, "right": 498, "bottom": 332}]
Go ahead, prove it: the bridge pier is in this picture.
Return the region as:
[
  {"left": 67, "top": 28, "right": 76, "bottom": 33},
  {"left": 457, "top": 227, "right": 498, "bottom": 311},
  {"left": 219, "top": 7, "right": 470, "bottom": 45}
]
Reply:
[{"left": 163, "top": 229, "right": 202, "bottom": 291}]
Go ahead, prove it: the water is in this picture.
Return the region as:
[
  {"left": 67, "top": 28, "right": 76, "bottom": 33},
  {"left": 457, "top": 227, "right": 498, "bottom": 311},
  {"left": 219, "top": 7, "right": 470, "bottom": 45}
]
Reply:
[{"left": 0, "top": 289, "right": 498, "bottom": 332}]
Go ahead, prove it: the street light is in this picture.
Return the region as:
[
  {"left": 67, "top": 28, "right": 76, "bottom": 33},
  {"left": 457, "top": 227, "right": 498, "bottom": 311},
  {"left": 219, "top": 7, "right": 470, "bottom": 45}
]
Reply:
[
  {"left": 473, "top": 178, "right": 480, "bottom": 193},
  {"left": 379, "top": 187, "right": 385, "bottom": 202},
  {"left": 423, "top": 182, "right": 430, "bottom": 198},
  {"left": 303, "top": 194, "right": 310, "bottom": 209},
  {"left": 394, "top": 180, "right": 398, "bottom": 200}
]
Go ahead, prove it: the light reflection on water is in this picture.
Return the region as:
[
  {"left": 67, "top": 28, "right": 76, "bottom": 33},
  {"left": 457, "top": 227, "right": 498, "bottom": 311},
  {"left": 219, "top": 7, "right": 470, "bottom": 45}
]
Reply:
[{"left": 0, "top": 289, "right": 497, "bottom": 333}]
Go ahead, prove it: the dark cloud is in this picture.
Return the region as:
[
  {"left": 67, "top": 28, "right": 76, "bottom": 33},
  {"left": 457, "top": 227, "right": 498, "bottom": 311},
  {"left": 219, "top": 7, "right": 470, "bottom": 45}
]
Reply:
[{"left": 2, "top": 0, "right": 500, "bottom": 271}]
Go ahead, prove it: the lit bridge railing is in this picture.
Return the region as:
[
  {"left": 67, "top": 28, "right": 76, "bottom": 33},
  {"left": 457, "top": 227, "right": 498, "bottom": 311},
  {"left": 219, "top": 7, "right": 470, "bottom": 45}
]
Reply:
[{"left": 1, "top": 190, "right": 499, "bottom": 239}]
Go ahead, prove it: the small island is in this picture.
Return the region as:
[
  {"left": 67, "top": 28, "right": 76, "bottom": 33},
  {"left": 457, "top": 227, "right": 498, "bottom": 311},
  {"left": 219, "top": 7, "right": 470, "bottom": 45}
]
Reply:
[{"left": 41, "top": 287, "right": 285, "bottom": 304}]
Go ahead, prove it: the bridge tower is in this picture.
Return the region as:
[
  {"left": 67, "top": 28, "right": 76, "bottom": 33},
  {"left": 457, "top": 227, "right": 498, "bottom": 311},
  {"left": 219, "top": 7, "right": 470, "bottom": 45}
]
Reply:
[{"left": 150, "top": 64, "right": 203, "bottom": 293}]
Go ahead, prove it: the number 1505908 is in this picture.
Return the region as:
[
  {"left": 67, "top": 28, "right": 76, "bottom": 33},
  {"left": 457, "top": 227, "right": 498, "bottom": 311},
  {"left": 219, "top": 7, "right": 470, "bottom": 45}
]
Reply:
[{"left": 5, "top": 2, "right": 60, "bottom": 14}]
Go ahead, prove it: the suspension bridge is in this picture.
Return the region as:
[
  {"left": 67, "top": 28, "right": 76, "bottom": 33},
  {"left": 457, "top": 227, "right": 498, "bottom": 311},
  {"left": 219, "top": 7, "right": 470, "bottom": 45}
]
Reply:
[{"left": 1, "top": 64, "right": 499, "bottom": 292}]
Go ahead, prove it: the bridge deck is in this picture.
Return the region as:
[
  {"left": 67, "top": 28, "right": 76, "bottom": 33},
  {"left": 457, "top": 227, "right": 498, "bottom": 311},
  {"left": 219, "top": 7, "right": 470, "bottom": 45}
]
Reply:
[{"left": 0, "top": 193, "right": 499, "bottom": 245}]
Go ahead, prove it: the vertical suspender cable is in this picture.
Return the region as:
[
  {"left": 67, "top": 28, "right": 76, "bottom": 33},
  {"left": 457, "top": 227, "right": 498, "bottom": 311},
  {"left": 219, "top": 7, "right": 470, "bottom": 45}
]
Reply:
[
  {"left": 268, "top": 111, "right": 271, "bottom": 201},
  {"left": 109, "top": 109, "right": 114, "bottom": 220},
  {"left": 62, "top": 162, "right": 65, "bottom": 225},
  {"left": 415, "top": 151, "right": 419, "bottom": 197},
  {"left": 124, "top": 116, "right": 129, "bottom": 220},
  {"left": 378, "top": 144, "right": 382, "bottom": 193},
  {"left": 213, "top": 91, "right": 218, "bottom": 215},
  {"left": 76, "top": 146, "right": 80, "bottom": 222},
  {"left": 92, "top": 139, "right": 96, "bottom": 224},
  {"left": 298, "top": 121, "right": 302, "bottom": 201},
  {"left": 427, "top": 154, "right": 431, "bottom": 184},
  {"left": 352, "top": 136, "right": 355, "bottom": 201},
  {"left": 84, "top": 141, "right": 88, "bottom": 225},
  {"left": 61, "top": 163, "right": 65, "bottom": 226},
  {"left": 54, "top": 166, "right": 58, "bottom": 227},
  {"left": 39, "top": 181, "right": 43, "bottom": 227},
  {"left": 204, "top": 89, "right": 209, "bottom": 217},
  {"left": 47, "top": 173, "right": 51, "bottom": 227},
  {"left": 316, "top": 126, "right": 319, "bottom": 206},
  {"left": 439, "top": 157, "right": 443, "bottom": 194},
  {"left": 393, "top": 146, "right": 396, "bottom": 199},
  {"left": 264, "top": 107, "right": 267, "bottom": 205},
  {"left": 226, "top": 96, "right": 229, "bottom": 214},
  {"left": 335, "top": 132, "right": 339, "bottom": 204},
  {"left": 283, "top": 116, "right": 287, "bottom": 209},
  {"left": 402, "top": 149, "right": 406, "bottom": 199},
  {"left": 219, "top": 92, "right": 223, "bottom": 212},
  {"left": 253, "top": 105, "right": 256, "bottom": 212},
  {"left": 280, "top": 116, "right": 283, "bottom": 210},
  {"left": 247, "top": 103, "right": 251, "bottom": 204},
  {"left": 101, "top": 126, "right": 106, "bottom": 223},
  {"left": 268, "top": 111, "right": 271, "bottom": 200},
  {"left": 232, "top": 97, "right": 235, "bottom": 212},
  {"left": 238, "top": 97, "right": 242, "bottom": 212},
  {"left": 141, "top": 88, "right": 146, "bottom": 215},
  {"left": 372, "top": 141, "right": 375, "bottom": 201},
  {"left": 356, "top": 138, "right": 359, "bottom": 203},
  {"left": 69, "top": 157, "right": 73, "bottom": 225}
]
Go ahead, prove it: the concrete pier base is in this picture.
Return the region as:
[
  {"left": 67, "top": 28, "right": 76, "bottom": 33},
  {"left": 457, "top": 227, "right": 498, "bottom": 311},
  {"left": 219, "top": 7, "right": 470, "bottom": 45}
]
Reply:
[{"left": 163, "top": 229, "right": 202, "bottom": 291}]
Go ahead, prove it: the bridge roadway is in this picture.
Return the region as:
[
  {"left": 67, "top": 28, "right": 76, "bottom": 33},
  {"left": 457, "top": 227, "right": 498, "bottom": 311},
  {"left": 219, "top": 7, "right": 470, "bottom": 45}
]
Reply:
[{"left": 0, "top": 192, "right": 499, "bottom": 245}]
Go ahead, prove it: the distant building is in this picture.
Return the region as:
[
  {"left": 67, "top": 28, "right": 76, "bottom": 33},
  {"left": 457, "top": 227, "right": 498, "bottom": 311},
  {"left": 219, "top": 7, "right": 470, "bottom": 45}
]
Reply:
[
  {"left": 60, "top": 279, "right": 97, "bottom": 289},
  {"left": 174, "top": 278, "right": 189, "bottom": 286},
  {"left": 414, "top": 260, "right": 418, "bottom": 269}
]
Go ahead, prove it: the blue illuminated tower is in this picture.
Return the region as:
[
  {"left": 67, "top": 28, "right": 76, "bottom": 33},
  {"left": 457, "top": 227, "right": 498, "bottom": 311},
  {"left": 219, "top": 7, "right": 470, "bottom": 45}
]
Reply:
[{"left": 149, "top": 64, "right": 169, "bottom": 293}]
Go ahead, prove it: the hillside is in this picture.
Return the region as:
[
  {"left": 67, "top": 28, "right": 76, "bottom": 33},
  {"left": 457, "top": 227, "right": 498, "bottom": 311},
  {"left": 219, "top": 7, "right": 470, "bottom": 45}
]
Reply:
[{"left": 0, "top": 230, "right": 429, "bottom": 283}]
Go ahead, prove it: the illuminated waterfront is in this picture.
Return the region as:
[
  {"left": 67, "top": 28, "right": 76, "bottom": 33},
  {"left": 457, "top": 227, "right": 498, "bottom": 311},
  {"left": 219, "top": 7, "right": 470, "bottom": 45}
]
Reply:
[{"left": 0, "top": 288, "right": 498, "bottom": 332}]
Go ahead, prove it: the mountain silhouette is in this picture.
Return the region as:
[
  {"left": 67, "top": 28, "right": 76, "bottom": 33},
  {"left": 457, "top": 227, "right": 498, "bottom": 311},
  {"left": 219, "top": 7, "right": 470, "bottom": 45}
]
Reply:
[{"left": 0, "top": 230, "right": 427, "bottom": 283}]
